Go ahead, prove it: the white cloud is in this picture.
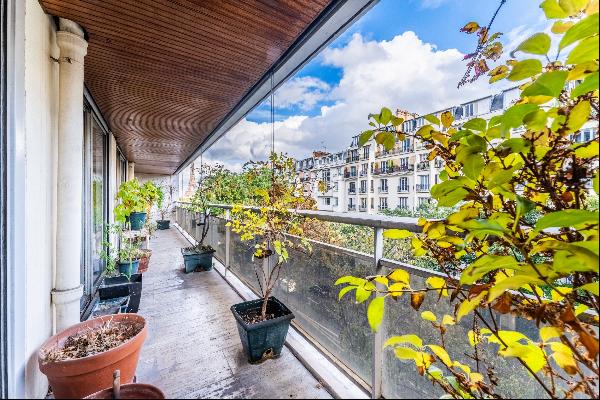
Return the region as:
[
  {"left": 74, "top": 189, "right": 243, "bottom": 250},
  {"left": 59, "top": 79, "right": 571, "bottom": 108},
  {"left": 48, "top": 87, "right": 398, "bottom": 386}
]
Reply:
[
  {"left": 274, "top": 77, "right": 330, "bottom": 111},
  {"left": 199, "top": 28, "right": 539, "bottom": 170}
]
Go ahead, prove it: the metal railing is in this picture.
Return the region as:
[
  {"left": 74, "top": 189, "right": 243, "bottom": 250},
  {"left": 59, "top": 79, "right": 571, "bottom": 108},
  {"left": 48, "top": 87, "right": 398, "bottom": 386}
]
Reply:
[
  {"left": 174, "top": 202, "right": 549, "bottom": 400},
  {"left": 415, "top": 184, "right": 430, "bottom": 192}
]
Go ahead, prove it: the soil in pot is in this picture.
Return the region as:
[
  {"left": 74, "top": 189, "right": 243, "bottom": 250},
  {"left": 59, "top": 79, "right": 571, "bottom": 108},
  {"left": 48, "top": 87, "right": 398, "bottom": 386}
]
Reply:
[
  {"left": 230, "top": 297, "right": 294, "bottom": 364},
  {"left": 38, "top": 314, "right": 147, "bottom": 399},
  {"left": 156, "top": 220, "right": 170, "bottom": 230},
  {"left": 181, "top": 245, "right": 215, "bottom": 273}
]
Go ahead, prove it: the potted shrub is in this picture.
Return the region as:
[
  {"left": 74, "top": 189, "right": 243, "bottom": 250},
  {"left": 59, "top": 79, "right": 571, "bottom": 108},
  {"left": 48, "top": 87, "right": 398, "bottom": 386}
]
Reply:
[
  {"left": 156, "top": 183, "right": 173, "bottom": 230},
  {"left": 227, "top": 153, "right": 313, "bottom": 363},
  {"left": 114, "top": 179, "right": 160, "bottom": 231},
  {"left": 181, "top": 167, "right": 215, "bottom": 273},
  {"left": 38, "top": 313, "right": 147, "bottom": 399},
  {"left": 99, "top": 224, "right": 143, "bottom": 313}
]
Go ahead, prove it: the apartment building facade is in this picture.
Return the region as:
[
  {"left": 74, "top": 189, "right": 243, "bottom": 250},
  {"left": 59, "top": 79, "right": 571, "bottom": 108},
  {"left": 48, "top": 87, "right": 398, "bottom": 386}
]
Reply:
[{"left": 296, "top": 85, "right": 598, "bottom": 214}]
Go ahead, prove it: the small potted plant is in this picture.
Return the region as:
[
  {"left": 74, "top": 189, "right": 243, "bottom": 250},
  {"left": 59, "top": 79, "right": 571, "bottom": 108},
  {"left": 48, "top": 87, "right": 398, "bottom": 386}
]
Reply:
[
  {"left": 181, "top": 173, "right": 215, "bottom": 272},
  {"left": 227, "top": 153, "right": 313, "bottom": 364},
  {"left": 38, "top": 313, "right": 147, "bottom": 399},
  {"left": 156, "top": 183, "right": 173, "bottom": 230},
  {"left": 98, "top": 224, "right": 143, "bottom": 314}
]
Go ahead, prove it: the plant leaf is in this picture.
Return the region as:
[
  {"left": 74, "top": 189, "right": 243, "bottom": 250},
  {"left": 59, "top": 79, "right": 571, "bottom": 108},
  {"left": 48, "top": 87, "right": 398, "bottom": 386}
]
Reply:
[
  {"left": 512, "top": 33, "right": 551, "bottom": 56},
  {"left": 367, "top": 296, "right": 385, "bottom": 331}
]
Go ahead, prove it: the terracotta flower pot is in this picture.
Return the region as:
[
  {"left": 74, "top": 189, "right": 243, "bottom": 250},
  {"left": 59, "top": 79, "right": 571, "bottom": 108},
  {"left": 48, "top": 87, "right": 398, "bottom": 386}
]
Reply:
[
  {"left": 84, "top": 383, "right": 165, "bottom": 399},
  {"left": 138, "top": 249, "right": 152, "bottom": 273},
  {"left": 38, "top": 314, "right": 147, "bottom": 399}
]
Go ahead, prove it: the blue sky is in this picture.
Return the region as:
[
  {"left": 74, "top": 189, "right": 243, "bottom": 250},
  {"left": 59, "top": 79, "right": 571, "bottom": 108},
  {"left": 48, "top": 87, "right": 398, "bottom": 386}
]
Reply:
[
  {"left": 203, "top": 0, "right": 547, "bottom": 169},
  {"left": 246, "top": 0, "right": 543, "bottom": 124}
]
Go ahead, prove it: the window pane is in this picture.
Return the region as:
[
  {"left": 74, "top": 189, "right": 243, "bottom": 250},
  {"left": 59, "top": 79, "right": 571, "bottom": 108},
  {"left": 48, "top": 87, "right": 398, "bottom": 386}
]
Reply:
[{"left": 91, "top": 119, "right": 106, "bottom": 284}]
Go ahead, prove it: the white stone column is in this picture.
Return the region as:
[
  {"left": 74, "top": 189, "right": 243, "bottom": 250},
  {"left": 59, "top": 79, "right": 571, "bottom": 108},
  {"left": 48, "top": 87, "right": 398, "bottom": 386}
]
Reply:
[
  {"left": 52, "top": 19, "right": 87, "bottom": 333},
  {"left": 128, "top": 162, "right": 135, "bottom": 180}
]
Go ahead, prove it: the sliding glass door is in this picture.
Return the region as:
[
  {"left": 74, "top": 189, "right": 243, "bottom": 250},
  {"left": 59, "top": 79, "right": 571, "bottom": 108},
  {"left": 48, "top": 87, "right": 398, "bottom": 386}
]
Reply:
[{"left": 81, "top": 102, "right": 109, "bottom": 312}]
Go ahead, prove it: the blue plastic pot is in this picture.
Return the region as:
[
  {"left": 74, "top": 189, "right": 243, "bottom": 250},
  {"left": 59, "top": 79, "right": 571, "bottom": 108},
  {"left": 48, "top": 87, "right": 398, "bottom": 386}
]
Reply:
[
  {"left": 156, "top": 220, "right": 170, "bottom": 230},
  {"left": 129, "top": 212, "right": 147, "bottom": 230},
  {"left": 117, "top": 259, "right": 140, "bottom": 276},
  {"left": 181, "top": 248, "right": 214, "bottom": 273},
  {"left": 230, "top": 297, "right": 294, "bottom": 364}
]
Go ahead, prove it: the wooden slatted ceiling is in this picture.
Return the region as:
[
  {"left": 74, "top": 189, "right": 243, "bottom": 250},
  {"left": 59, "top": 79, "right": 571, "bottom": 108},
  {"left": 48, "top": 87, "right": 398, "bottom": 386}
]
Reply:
[{"left": 39, "top": 0, "right": 332, "bottom": 174}]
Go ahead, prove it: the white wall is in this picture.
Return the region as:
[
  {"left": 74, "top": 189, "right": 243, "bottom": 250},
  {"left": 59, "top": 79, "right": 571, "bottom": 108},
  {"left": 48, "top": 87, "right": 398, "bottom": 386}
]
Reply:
[{"left": 23, "top": 0, "right": 59, "bottom": 397}]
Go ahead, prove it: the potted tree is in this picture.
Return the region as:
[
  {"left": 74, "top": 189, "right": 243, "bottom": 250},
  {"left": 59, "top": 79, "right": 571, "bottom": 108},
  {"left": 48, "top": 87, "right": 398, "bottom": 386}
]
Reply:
[
  {"left": 38, "top": 313, "right": 147, "bottom": 399},
  {"left": 227, "top": 153, "right": 314, "bottom": 364},
  {"left": 98, "top": 224, "right": 143, "bottom": 314},
  {"left": 181, "top": 168, "right": 215, "bottom": 273},
  {"left": 114, "top": 179, "right": 160, "bottom": 231},
  {"left": 156, "top": 183, "right": 173, "bottom": 230}
]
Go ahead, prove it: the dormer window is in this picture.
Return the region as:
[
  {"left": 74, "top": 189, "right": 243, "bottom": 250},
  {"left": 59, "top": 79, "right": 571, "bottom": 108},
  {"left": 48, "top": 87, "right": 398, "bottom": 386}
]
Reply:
[{"left": 463, "top": 103, "right": 474, "bottom": 118}]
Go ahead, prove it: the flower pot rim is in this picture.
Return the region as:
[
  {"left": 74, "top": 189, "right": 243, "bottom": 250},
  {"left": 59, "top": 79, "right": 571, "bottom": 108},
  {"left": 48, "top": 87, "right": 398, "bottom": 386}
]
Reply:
[
  {"left": 84, "top": 383, "right": 165, "bottom": 399},
  {"left": 38, "top": 314, "right": 147, "bottom": 376},
  {"left": 230, "top": 297, "right": 294, "bottom": 331}
]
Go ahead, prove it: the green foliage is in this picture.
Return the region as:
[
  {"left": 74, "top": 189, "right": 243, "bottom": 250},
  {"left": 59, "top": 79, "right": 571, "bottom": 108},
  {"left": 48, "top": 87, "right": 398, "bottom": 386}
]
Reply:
[
  {"left": 337, "top": 1, "right": 599, "bottom": 398},
  {"left": 114, "top": 179, "right": 160, "bottom": 224}
]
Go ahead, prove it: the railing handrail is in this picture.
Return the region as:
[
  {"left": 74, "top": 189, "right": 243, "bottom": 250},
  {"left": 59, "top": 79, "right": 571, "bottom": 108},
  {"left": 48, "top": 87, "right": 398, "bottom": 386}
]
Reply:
[{"left": 176, "top": 201, "right": 426, "bottom": 232}]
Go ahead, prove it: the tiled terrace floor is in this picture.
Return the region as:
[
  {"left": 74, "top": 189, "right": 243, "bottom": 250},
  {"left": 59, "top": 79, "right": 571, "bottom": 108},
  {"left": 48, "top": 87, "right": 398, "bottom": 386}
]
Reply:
[{"left": 136, "top": 227, "right": 332, "bottom": 399}]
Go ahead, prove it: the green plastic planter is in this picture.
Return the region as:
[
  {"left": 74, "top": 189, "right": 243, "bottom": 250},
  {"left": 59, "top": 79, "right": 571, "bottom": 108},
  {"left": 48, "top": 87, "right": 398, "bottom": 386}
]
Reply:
[
  {"left": 118, "top": 259, "right": 140, "bottom": 276},
  {"left": 129, "top": 212, "right": 147, "bottom": 230},
  {"left": 230, "top": 297, "right": 294, "bottom": 364},
  {"left": 156, "top": 220, "right": 170, "bottom": 230},
  {"left": 181, "top": 248, "right": 215, "bottom": 273}
]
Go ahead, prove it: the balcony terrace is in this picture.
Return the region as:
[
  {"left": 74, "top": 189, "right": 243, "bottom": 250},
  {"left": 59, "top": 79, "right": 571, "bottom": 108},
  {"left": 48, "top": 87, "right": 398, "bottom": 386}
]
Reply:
[{"left": 4, "top": 0, "right": 598, "bottom": 399}]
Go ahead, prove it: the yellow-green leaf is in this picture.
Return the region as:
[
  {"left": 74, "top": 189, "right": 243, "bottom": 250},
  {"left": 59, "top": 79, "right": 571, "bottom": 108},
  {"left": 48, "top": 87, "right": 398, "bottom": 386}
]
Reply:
[
  {"left": 498, "top": 342, "right": 547, "bottom": 373},
  {"left": 393, "top": 346, "right": 419, "bottom": 361},
  {"left": 441, "top": 111, "right": 454, "bottom": 128},
  {"left": 367, "top": 296, "right": 385, "bottom": 332},
  {"left": 578, "top": 282, "right": 599, "bottom": 296},
  {"left": 566, "top": 35, "right": 599, "bottom": 64},
  {"left": 441, "top": 315, "right": 455, "bottom": 326},
  {"left": 428, "top": 345, "right": 452, "bottom": 366},
  {"left": 540, "top": 326, "right": 562, "bottom": 342},
  {"left": 421, "top": 310, "right": 437, "bottom": 322},
  {"left": 573, "top": 140, "right": 599, "bottom": 158},
  {"left": 536, "top": 209, "right": 599, "bottom": 230},
  {"left": 426, "top": 276, "right": 449, "bottom": 297},
  {"left": 512, "top": 33, "right": 551, "bottom": 56},
  {"left": 488, "top": 275, "right": 545, "bottom": 302},
  {"left": 456, "top": 292, "right": 487, "bottom": 321},
  {"left": 389, "top": 269, "right": 410, "bottom": 284},
  {"left": 384, "top": 334, "right": 423, "bottom": 349},
  {"left": 383, "top": 229, "right": 413, "bottom": 239},
  {"left": 560, "top": 12, "right": 599, "bottom": 50},
  {"left": 338, "top": 285, "right": 356, "bottom": 300},
  {"left": 507, "top": 59, "right": 543, "bottom": 81}
]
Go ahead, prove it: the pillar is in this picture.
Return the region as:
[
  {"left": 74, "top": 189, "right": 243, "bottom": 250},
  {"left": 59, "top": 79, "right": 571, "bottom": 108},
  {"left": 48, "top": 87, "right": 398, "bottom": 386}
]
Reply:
[
  {"left": 128, "top": 162, "right": 135, "bottom": 181},
  {"left": 51, "top": 19, "right": 87, "bottom": 332}
]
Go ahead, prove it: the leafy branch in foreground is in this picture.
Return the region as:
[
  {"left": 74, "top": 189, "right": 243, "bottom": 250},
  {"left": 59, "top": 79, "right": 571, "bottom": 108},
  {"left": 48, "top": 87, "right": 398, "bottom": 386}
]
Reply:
[{"left": 339, "top": 1, "right": 599, "bottom": 398}]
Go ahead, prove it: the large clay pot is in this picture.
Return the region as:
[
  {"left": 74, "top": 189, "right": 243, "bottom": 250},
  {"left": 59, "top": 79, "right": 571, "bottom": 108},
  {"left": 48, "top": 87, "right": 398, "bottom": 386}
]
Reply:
[
  {"left": 38, "top": 314, "right": 147, "bottom": 399},
  {"left": 84, "top": 383, "right": 165, "bottom": 399}
]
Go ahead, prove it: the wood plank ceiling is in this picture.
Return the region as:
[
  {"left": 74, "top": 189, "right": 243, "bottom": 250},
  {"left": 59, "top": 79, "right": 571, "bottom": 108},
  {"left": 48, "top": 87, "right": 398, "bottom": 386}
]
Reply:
[{"left": 39, "top": 0, "right": 332, "bottom": 175}]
